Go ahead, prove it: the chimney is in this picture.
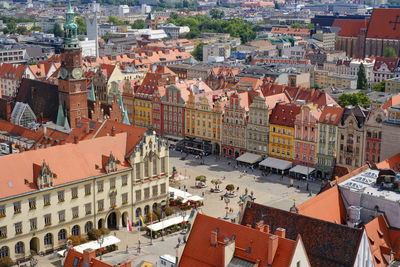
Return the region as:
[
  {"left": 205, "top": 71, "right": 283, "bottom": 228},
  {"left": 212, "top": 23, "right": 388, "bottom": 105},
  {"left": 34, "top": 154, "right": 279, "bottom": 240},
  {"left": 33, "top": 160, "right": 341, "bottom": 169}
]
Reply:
[
  {"left": 43, "top": 125, "right": 47, "bottom": 136},
  {"left": 263, "top": 225, "right": 270, "bottom": 234},
  {"left": 73, "top": 135, "right": 78, "bottom": 144},
  {"left": 83, "top": 248, "right": 96, "bottom": 264},
  {"left": 111, "top": 126, "right": 116, "bottom": 136},
  {"left": 210, "top": 231, "right": 217, "bottom": 247},
  {"left": 267, "top": 235, "right": 279, "bottom": 266},
  {"left": 255, "top": 221, "right": 264, "bottom": 232},
  {"left": 275, "top": 227, "right": 286, "bottom": 238}
]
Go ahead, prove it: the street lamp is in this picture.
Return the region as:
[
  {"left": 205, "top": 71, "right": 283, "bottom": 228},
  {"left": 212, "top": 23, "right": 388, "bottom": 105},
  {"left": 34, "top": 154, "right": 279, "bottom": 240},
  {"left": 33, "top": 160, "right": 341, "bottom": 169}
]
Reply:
[
  {"left": 224, "top": 197, "right": 230, "bottom": 219},
  {"left": 97, "top": 235, "right": 104, "bottom": 260}
]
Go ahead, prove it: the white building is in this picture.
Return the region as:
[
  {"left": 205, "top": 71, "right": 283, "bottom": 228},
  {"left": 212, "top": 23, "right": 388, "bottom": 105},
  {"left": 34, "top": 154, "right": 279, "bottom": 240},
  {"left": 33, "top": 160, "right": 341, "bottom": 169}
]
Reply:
[{"left": 79, "top": 38, "right": 97, "bottom": 57}]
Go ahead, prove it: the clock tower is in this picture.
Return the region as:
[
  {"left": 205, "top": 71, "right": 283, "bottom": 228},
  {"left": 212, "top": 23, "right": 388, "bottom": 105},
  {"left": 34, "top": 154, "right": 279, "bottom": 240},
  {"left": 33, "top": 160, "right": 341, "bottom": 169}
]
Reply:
[{"left": 58, "top": 0, "right": 88, "bottom": 128}]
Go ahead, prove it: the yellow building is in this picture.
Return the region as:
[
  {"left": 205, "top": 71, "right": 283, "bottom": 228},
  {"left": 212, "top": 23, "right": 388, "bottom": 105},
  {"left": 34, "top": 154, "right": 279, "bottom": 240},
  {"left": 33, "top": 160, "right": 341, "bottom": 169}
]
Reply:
[
  {"left": 185, "top": 90, "right": 223, "bottom": 154},
  {"left": 134, "top": 96, "right": 153, "bottom": 128},
  {"left": 268, "top": 103, "right": 301, "bottom": 161},
  {"left": 314, "top": 69, "right": 357, "bottom": 89},
  {"left": 385, "top": 77, "right": 400, "bottom": 94}
]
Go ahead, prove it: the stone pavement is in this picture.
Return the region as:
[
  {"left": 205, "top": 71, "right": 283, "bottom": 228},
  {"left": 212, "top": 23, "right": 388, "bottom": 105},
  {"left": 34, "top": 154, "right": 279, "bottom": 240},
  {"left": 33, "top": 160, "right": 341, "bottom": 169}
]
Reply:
[{"left": 29, "top": 150, "right": 322, "bottom": 267}]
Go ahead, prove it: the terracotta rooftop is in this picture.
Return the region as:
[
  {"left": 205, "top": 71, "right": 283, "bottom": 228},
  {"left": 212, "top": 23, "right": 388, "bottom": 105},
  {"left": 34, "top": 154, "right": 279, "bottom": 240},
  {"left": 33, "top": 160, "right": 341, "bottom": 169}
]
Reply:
[
  {"left": 319, "top": 105, "right": 344, "bottom": 125},
  {"left": 336, "top": 19, "right": 368, "bottom": 37},
  {"left": 64, "top": 248, "right": 131, "bottom": 267},
  {"left": 373, "top": 57, "right": 399, "bottom": 72},
  {"left": 241, "top": 202, "right": 364, "bottom": 267},
  {"left": 0, "top": 133, "right": 135, "bottom": 199},
  {"left": 367, "top": 8, "right": 400, "bottom": 40},
  {"left": 269, "top": 103, "right": 301, "bottom": 127},
  {"left": 180, "top": 213, "right": 305, "bottom": 267},
  {"left": 297, "top": 186, "right": 347, "bottom": 224},
  {"left": 382, "top": 93, "right": 400, "bottom": 110}
]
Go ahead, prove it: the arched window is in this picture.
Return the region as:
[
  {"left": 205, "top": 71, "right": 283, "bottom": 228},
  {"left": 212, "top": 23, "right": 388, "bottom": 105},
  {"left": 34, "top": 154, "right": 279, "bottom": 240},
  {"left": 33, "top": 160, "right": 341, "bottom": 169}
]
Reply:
[
  {"left": 44, "top": 233, "right": 53, "bottom": 245},
  {"left": 144, "top": 205, "right": 150, "bottom": 215},
  {"left": 152, "top": 203, "right": 158, "bottom": 211},
  {"left": 58, "top": 229, "right": 66, "bottom": 241},
  {"left": 71, "top": 225, "right": 80, "bottom": 236},
  {"left": 0, "top": 246, "right": 9, "bottom": 258},
  {"left": 136, "top": 208, "right": 142, "bottom": 218},
  {"left": 84, "top": 221, "right": 93, "bottom": 233},
  {"left": 15, "top": 242, "right": 24, "bottom": 254}
]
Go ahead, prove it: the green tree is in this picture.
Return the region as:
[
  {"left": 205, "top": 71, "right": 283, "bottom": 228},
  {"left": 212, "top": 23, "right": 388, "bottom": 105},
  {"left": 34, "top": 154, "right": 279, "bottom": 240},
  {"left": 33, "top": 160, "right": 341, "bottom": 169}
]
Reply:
[
  {"left": 30, "top": 26, "right": 42, "bottom": 31},
  {"left": 53, "top": 23, "right": 63, "bottom": 37},
  {"left": 384, "top": 47, "right": 397, "bottom": 58},
  {"left": 279, "top": 21, "right": 286, "bottom": 25},
  {"left": 76, "top": 17, "right": 87, "bottom": 35},
  {"left": 131, "top": 19, "right": 145, "bottom": 29},
  {"left": 225, "top": 184, "right": 235, "bottom": 193},
  {"left": 338, "top": 92, "right": 371, "bottom": 108},
  {"left": 191, "top": 42, "right": 204, "bottom": 61},
  {"left": 107, "top": 16, "right": 124, "bottom": 25},
  {"left": 210, "top": 9, "right": 224, "bottom": 19},
  {"left": 6, "top": 21, "right": 16, "bottom": 34},
  {"left": 372, "top": 81, "right": 386, "bottom": 92},
  {"left": 357, "top": 62, "right": 369, "bottom": 90},
  {"left": 87, "top": 228, "right": 102, "bottom": 240},
  {"left": 27, "top": 58, "right": 37, "bottom": 65},
  {"left": 16, "top": 26, "right": 27, "bottom": 35},
  {"left": 290, "top": 23, "right": 302, "bottom": 28}
]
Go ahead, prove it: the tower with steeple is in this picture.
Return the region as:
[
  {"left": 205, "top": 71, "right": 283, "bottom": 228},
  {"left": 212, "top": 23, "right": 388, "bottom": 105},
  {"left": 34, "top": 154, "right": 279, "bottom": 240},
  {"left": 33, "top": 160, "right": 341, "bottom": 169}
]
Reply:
[{"left": 57, "top": 0, "right": 88, "bottom": 129}]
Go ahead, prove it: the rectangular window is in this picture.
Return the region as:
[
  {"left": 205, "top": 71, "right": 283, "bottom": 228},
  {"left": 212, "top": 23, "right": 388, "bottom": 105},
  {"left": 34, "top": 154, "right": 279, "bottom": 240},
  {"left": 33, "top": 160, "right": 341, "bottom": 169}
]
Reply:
[
  {"left": 110, "top": 195, "right": 116, "bottom": 207},
  {"left": 122, "top": 193, "right": 128, "bottom": 204},
  {"left": 72, "top": 207, "right": 79, "bottom": 218},
  {"left": 303, "top": 143, "right": 307, "bottom": 149},
  {"left": 29, "top": 198, "right": 36, "bottom": 210},
  {"left": 15, "top": 222, "right": 22, "bottom": 235},
  {"left": 121, "top": 175, "right": 128, "bottom": 186},
  {"left": 43, "top": 194, "right": 50, "bottom": 206},
  {"left": 85, "top": 203, "right": 91, "bottom": 215},
  {"left": 311, "top": 145, "right": 314, "bottom": 151},
  {"left": 153, "top": 158, "right": 157, "bottom": 176},
  {"left": 0, "top": 226, "right": 7, "bottom": 238},
  {"left": 71, "top": 187, "right": 78, "bottom": 199},
  {"left": 85, "top": 184, "right": 91, "bottom": 195},
  {"left": 161, "top": 157, "right": 166, "bottom": 173},
  {"left": 58, "top": 190, "right": 65, "bottom": 202},
  {"left": 14, "top": 201, "right": 21, "bottom": 214},
  {"left": 110, "top": 178, "right": 116, "bottom": 189},
  {"left": 136, "top": 163, "right": 141, "bottom": 179},
  {"left": 97, "top": 181, "right": 104, "bottom": 192},
  {"left": 44, "top": 214, "right": 51, "bottom": 226},
  {"left": 98, "top": 200, "right": 104, "bottom": 212},
  {"left": 30, "top": 218, "right": 37, "bottom": 230},
  {"left": 161, "top": 183, "right": 166, "bottom": 194},
  {"left": 152, "top": 185, "right": 158, "bottom": 197},
  {"left": 58, "top": 210, "right": 65, "bottom": 222},
  {"left": 0, "top": 205, "right": 5, "bottom": 217},
  {"left": 144, "top": 161, "right": 149, "bottom": 177},
  {"left": 144, "top": 188, "right": 150, "bottom": 199},
  {"left": 136, "top": 190, "right": 141, "bottom": 202}
]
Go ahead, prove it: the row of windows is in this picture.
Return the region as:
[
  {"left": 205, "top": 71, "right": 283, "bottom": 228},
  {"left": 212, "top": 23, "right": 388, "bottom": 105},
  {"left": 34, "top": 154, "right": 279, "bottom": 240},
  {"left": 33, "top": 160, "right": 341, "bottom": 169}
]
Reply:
[
  {"left": 271, "top": 146, "right": 291, "bottom": 156},
  {"left": 272, "top": 127, "right": 291, "bottom": 135}
]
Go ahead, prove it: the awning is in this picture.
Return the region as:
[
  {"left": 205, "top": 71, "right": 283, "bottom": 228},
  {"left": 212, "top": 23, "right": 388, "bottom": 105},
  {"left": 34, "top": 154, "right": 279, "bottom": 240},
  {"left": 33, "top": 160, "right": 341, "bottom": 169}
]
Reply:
[
  {"left": 259, "top": 157, "right": 292, "bottom": 170},
  {"left": 289, "top": 165, "right": 315, "bottom": 176},
  {"left": 57, "top": 235, "right": 120, "bottom": 256},
  {"left": 169, "top": 187, "right": 203, "bottom": 203},
  {"left": 147, "top": 215, "right": 190, "bottom": 232},
  {"left": 236, "top": 152, "right": 262, "bottom": 164}
]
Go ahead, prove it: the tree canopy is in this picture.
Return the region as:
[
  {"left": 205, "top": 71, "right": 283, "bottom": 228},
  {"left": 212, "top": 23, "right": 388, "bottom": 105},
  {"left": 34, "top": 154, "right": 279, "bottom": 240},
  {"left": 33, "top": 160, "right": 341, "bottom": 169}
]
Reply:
[
  {"left": 168, "top": 14, "right": 256, "bottom": 43},
  {"left": 357, "top": 62, "right": 369, "bottom": 90},
  {"left": 191, "top": 43, "right": 205, "bottom": 61},
  {"left": 53, "top": 23, "right": 63, "bottom": 37},
  {"left": 372, "top": 81, "right": 386, "bottom": 92},
  {"left": 131, "top": 19, "right": 145, "bottom": 29},
  {"left": 338, "top": 92, "right": 371, "bottom": 108},
  {"left": 384, "top": 47, "right": 397, "bottom": 58},
  {"left": 210, "top": 9, "right": 224, "bottom": 19},
  {"left": 76, "top": 17, "right": 87, "bottom": 35},
  {"left": 107, "top": 16, "right": 125, "bottom": 25}
]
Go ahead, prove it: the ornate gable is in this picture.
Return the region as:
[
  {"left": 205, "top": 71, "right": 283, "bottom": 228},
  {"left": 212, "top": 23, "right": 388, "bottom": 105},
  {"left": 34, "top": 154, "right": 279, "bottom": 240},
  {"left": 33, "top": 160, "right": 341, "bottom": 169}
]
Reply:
[
  {"left": 102, "top": 152, "right": 119, "bottom": 173},
  {"left": 33, "top": 160, "right": 55, "bottom": 189}
]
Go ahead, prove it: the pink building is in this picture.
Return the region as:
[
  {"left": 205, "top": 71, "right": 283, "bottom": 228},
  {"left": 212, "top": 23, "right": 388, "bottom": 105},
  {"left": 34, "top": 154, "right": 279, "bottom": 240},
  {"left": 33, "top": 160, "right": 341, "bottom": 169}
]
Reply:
[{"left": 294, "top": 104, "right": 322, "bottom": 170}]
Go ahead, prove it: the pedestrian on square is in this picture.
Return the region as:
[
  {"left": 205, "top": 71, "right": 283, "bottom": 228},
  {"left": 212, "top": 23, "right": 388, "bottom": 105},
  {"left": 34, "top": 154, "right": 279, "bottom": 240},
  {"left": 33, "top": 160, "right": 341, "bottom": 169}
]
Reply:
[{"left": 306, "top": 181, "right": 309, "bottom": 191}]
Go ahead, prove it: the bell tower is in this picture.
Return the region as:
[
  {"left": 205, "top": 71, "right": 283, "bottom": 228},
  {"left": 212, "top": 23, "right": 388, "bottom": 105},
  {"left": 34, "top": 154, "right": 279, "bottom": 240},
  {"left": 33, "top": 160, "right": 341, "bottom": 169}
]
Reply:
[{"left": 57, "top": 0, "right": 88, "bottom": 129}]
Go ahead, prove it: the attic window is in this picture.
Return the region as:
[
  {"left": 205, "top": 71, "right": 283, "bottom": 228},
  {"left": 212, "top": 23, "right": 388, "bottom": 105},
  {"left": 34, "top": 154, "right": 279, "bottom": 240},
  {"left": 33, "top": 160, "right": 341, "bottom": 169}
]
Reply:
[
  {"left": 232, "top": 235, "right": 236, "bottom": 240},
  {"left": 247, "top": 247, "right": 251, "bottom": 254},
  {"left": 368, "top": 237, "right": 375, "bottom": 245},
  {"left": 374, "top": 255, "right": 381, "bottom": 264}
]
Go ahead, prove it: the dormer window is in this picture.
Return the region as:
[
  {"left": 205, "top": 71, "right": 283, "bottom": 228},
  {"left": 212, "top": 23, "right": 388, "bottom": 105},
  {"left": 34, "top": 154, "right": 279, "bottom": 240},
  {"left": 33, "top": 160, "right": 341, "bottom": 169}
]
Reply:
[{"left": 33, "top": 160, "right": 55, "bottom": 189}]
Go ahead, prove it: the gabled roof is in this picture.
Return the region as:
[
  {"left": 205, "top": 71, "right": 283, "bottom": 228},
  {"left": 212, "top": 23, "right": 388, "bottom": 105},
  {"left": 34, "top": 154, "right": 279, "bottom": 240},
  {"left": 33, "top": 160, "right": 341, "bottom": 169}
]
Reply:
[
  {"left": 15, "top": 78, "right": 59, "bottom": 122},
  {"left": 0, "top": 133, "right": 132, "bottom": 199},
  {"left": 180, "top": 213, "right": 300, "bottom": 267},
  {"left": 373, "top": 57, "right": 399, "bottom": 72},
  {"left": 367, "top": 8, "right": 400, "bottom": 40},
  {"left": 241, "top": 202, "right": 364, "bottom": 267},
  {"left": 298, "top": 186, "right": 347, "bottom": 224},
  {"left": 269, "top": 103, "right": 301, "bottom": 127},
  {"left": 319, "top": 105, "right": 344, "bottom": 125},
  {"left": 0, "top": 63, "right": 27, "bottom": 80},
  {"left": 99, "top": 64, "right": 117, "bottom": 80}
]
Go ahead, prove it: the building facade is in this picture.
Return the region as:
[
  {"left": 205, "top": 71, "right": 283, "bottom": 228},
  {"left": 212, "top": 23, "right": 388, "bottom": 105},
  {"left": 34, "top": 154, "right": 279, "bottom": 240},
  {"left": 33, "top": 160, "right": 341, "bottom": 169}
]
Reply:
[
  {"left": 161, "top": 85, "right": 185, "bottom": 139},
  {"left": 293, "top": 104, "right": 321, "bottom": 168},
  {"left": 246, "top": 95, "right": 269, "bottom": 156},
  {"left": 364, "top": 107, "right": 385, "bottom": 164},
  {"left": 316, "top": 105, "right": 343, "bottom": 179},
  {"left": 337, "top": 106, "right": 368, "bottom": 171},
  {"left": 0, "top": 132, "right": 169, "bottom": 262},
  {"left": 269, "top": 103, "right": 300, "bottom": 162},
  {"left": 221, "top": 93, "right": 247, "bottom": 158},
  {"left": 381, "top": 104, "right": 400, "bottom": 161}
]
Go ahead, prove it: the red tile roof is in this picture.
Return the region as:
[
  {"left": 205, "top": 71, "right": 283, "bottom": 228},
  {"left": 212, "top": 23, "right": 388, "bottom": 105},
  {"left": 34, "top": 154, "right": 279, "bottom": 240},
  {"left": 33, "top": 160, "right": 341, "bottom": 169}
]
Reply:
[
  {"left": 319, "top": 105, "right": 344, "bottom": 125},
  {"left": 271, "top": 27, "right": 310, "bottom": 36},
  {"left": 64, "top": 248, "right": 131, "bottom": 267},
  {"left": 373, "top": 57, "right": 399, "bottom": 72},
  {"left": 382, "top": 93, "right": 400, "bottom": 110},
  {"left": 367, "top": 8, "right": 400, "bottom": 40},
  {"left": 298, "top": 186, "right": 347, "bottom": 224},
  {"left": 180, "top": 213, "right": 302, "bottom": 267},
  {"left": 0, "top": 133, "right": 135, "bottom": 199},
  {"left": 99, "top": 64, "right": 117, "bottom": 80},
  {"left": 336, "top": 19, "right": 368, "bottom": 37},
  {"left": 0, "top": 63, "right": 26, "bottom": 80},
  {"left": 269, "top": 103, "right": 301, "bottom": 127}
]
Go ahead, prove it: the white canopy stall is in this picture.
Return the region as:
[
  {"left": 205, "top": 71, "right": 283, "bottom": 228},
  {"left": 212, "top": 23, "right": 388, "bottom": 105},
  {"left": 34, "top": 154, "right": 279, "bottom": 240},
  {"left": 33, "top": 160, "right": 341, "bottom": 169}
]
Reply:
[
  {"left": 57, "top": 235, "right": 120, "bottom": 257},
  {"left": 259, "top": 157, "right": 292, "bottom": 173},
  {"left": 236, "top": 152, "right": 262, "bottom": 165}
]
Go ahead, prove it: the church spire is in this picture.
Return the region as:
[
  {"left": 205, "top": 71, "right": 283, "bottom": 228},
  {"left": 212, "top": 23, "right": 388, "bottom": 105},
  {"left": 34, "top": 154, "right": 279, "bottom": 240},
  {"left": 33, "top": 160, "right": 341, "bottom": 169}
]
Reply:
[{"left": 63, "top": 0, "right": 78, "bottom": 46}]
